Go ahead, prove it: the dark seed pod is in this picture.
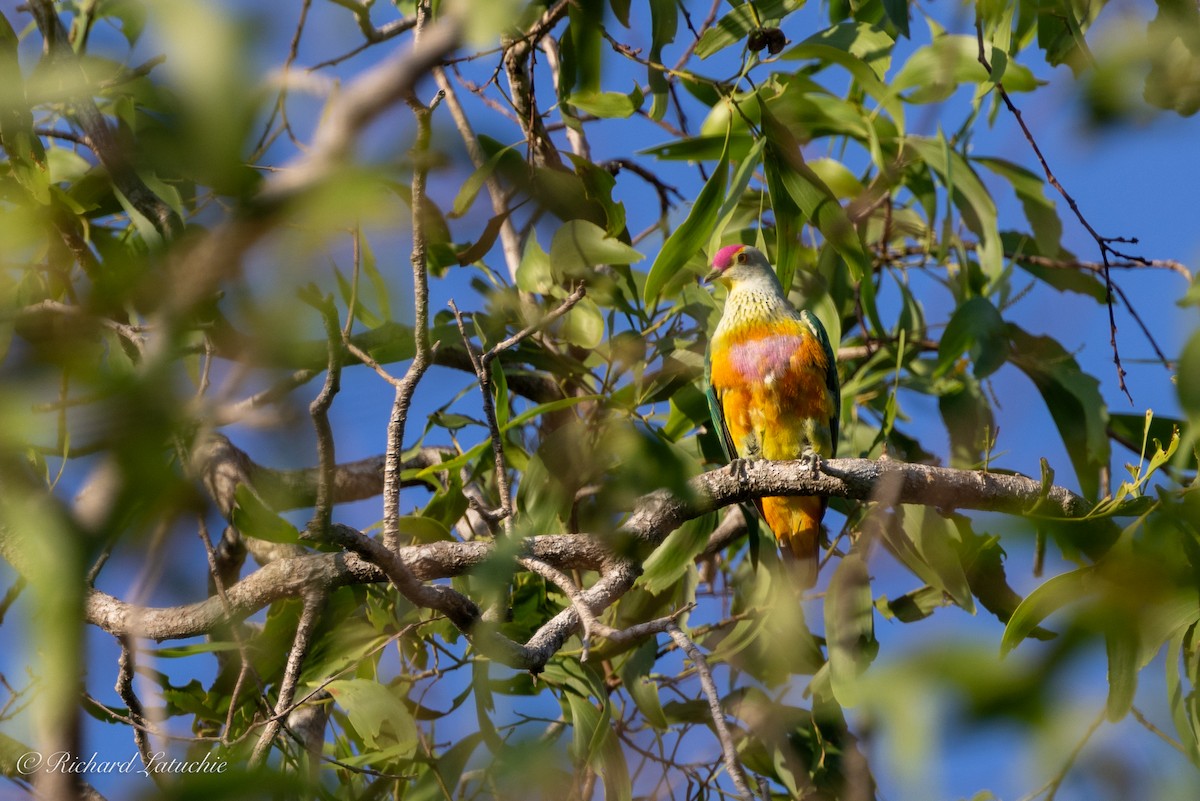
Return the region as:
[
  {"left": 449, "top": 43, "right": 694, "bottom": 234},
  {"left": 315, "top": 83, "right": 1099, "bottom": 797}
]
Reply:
[
  {"left": 765, "top": 28, "right": 787, "bottom": 55},
  {"left": 747, "top": 28, "right": 769, "bottom": 52}
]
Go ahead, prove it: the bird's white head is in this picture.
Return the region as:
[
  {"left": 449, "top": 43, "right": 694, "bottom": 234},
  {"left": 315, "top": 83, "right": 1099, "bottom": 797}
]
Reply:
[{"left": 702, "top": 245, "right": 780, "bottom": 291}]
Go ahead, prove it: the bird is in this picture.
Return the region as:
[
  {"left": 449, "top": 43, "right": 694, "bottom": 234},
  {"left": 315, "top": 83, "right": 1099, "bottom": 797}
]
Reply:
[{"left": 703, "top": 244, "right": 840, "bottom": 587}]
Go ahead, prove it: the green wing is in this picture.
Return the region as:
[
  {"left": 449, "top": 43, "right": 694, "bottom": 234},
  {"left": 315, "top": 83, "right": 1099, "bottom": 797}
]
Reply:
[
  {"left": 705, "top": 341, "right": 763, "bottom": 564},
  {"left": 704, "top": 344, "right": 739, "bottom": 464},
  {"left": 800, "top": 309, "right": 840, "bottom": 457}
]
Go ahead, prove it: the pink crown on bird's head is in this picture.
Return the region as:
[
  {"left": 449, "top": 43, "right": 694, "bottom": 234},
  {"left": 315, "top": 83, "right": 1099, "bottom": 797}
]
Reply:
[{"left": 711, "top": 244, "right": 746, "bottom": 271}]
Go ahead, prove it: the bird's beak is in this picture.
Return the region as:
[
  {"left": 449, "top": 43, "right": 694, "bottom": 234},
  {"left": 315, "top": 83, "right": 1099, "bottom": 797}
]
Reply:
[{"left": 701, "top": 268, "right": 722, "bottom": 285}]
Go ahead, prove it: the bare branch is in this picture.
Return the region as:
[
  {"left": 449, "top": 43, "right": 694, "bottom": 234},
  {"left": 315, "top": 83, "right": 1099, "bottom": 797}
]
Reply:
[
  {"left": 249, "top": 590, "right": 327, "bottom": 766},
  {"left": 261, "top": 11, "right": 461, "bottom": 200},
  {"left": 304, "top": 294, "right": 344, "bottom": 534},
  {"left": 0, "top": 456, "right": 1103, "bottom": 675},
  {"left": 667, "top": 623, "right": 755, "bottom": 801},
  {"left": 384, "top": 1, "right": 440, "bottom": 551},
  {"left": 433, "top": 67, "right": 523, "bottom": 280}
]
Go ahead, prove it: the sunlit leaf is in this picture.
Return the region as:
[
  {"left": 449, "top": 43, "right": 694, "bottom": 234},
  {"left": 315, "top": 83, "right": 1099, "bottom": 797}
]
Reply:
[
  {"left": 695, "top": 0, "right": 803, "bottom": 59},
  {"left": 1001, "top": 567, "right": 1094, "bottom": 655},
  {"left": 644, "top": 132, "right": 730, "bottom": 301},
  {"left": 232, "top": 485, "right": 301, "bottom": 544},
  {"left": 327, "top": 679, "right": 418, "bottom": 755}
]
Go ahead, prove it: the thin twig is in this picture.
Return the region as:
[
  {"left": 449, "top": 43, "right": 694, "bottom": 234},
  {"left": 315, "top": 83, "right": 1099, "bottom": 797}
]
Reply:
[
  {"left": 303, "top": 292, "right": 344, "bottom": 534},
  {"left": 449, "top": 300, "right": 517, "bottom": 537},
  {"left": 383, "top": 0, "right": 440, "bottom": 551},
  {"left": 447, "top": 285, "right": 587, "bottom": 536},
  {"left": 114, "top": 636, "right": 156, "bottom": 777},
  {"left": 249, "top": 589, "right": 327, "bottom": 766},
  {"left": 666, "top": 624, "right": 755, "bottom": 801},
  {"left": 973, "top": 18, "right": 1156, "bottom": 403}
]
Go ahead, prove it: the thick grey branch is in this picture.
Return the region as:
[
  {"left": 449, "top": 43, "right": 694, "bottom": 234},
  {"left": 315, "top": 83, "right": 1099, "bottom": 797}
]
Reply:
[{"left": 2, "top": 457, "right": 1097, "bottom": 668}]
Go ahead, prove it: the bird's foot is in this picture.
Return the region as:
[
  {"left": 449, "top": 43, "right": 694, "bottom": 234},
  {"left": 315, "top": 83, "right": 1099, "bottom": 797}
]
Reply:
[
  {"left": 727, "top": 457, "right": 750, "bottom": 480},
  {"left": 799, "top": 448, "right": 823, "bottom": 480}
]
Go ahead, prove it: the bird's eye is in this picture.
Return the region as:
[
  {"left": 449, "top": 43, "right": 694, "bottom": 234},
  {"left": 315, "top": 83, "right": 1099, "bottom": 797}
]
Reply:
[{"left": 736, "top": 252, "right": 747, "bottom": 264}]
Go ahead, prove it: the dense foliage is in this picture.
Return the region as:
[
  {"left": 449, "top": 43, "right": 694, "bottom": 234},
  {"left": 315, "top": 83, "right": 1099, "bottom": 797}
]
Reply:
[{"left": 2, "top": 0, "right": 1200, "bottom": 799}]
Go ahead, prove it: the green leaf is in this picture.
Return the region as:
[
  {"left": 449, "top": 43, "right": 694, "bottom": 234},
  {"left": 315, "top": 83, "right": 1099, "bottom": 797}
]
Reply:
[
  {"left": 551, "top": 219, "right": 644, "bottom": 280},
  {"left": 648, "top": 0, "right": 677, "bottom": 120},
  {"left": 875, "top": 585, "right": 948, "bottom": 622},
  {"left": 1000, "top": 567, "right": 1094, "bottom": 655},
  {"left": 1106, "top": 625, "right": 1139, "bottom": 721},
  {"left": 695, "top": 0, "right": 803, "bottom": 59},
  {"left": 1109, "top": 412, "right": 1186, "bottom": 456},
  {"left": 1178, "top": 330, "right": 1200, "bottom": 424},
  {"left": 904, "top": 136, "right": 1004, "bottom": 284},
  {"left": 958, "top": 524, "right": 1056, "bottom": 639},
  {"left": 451, "top": 143, "right": 516, "bottom": 218},
  {"left": 761, "top": 103, "right": 871, "bottom": 284},
  {"left": 1004, "top": 233, "right": 1107, "bottom": 301},
  {"left": 910, "top": 506, "right": 975, "bottom": 612},
  {"left": 892, "top": 34, "right": 1039, "bottom": 102},
  {"left": 568, "top": 84, "right": 645, "bottom": 118},
  {"left": 782, "top": 24, "right": 904, "bottom": 128},
  {"left": 976, "top": 157, "right": 1063, "bottom": 258},
  {"left": 643, "top": 133, "right": 730, "bottom": 302},
  {"left": 232, "top": 485, "right": 301, "bottom": 544},
  {"left": 639, "top": 133, "right": 757, "bottom": 161},
  {"left": 565, "top": 0, "right": 604, "bottom": 95},
  {"left": 1008, "top": 326, "right": 1110, "bottom": 499},
  {"left": 560, "top": 295, "right": 605, "bottom": 348},
  {"left": 517, "top": 233, "right": 554, "bottom": 293},
  {"left": 824, "top": 543, "right": 878, "bottom": 706},
  {"left": 609, "top": 0, "right": 631, "bottom": 27},
  {"left": 788, "top": 21, "right": 895, "bottom": 76},
  {"left": 883, "top": 0, "right": 910, "bottom": 37},
  {"left": 1037, "top": 0, "right": 1104, "bottom": 75},
  {"left": 642, "top": 519, "right": 709, "bottom": 594},
  {"left": 937, "top": 296, "right": 1008, "bottom": 378},
  {"left": 939, "top": 374, "right": 996, "bottom": 469},
  {"left": 326, "top": 679, "right": 418, "bottom": 755},
  {"left": 619, "top": 639, "right": 669, "bottom": 730}
]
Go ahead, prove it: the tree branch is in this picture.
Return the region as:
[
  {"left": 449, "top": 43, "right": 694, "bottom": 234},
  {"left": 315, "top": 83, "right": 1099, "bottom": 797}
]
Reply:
[
  {"left": 667, "top": 623, "right": 755, "bottom": 801},
  {"left": 11, "top": 456, "right": 1106, "bottom": 668}
]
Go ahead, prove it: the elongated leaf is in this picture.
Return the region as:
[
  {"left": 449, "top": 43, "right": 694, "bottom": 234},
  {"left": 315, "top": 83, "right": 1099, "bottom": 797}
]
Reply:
[
  {"left": 644, "top": 134, "right": 730, "bottom": 302},
  {"left": 892, "top": 34, "right": 1039, "bottom": 102},
  {"left": 551, "top": 219, "right": 643, "bottom": 279},
  {"left": 1179, "top": 330, "right": 1200, "bottom": 423},
  {"left": 911, "top": 506, "right": 975, "bottom": 612},
  {"left": 938, "top": 296, "right": 1008, "bottom": 378},
  {"left": 642, "top": 519, "right": 708, "bottom": 594},
  {"left": 451, "top": 143, "right": 516, "bottom": 218},
  {"left": 620, "top": 640, "right": 669, "bottom": 730},
  {"left": 976, "top": 157, "right": 1063, "bottom": 258},
  {"left": 568, "top": 84, "right": 645, "bottom": 118},
  {"left": 327, "top": 679, "right": 417, "bottom": 754},
  {"left": 761, "top": 103, "right": 870, "bottom": 284},
  {"left": 825, "top": 544, "right": 878, "bottom": 706},
  {"left": 1001, "top": 567, "right": 1094, "bottom": 655},
  {"left": 640, "top": 134, "right": 757, "bottom": 161},
  {"left": 904, "top": 135, "right": 1003, "bottom": 283},
  {"left": 1008, "top": 325, "right": 1110, "bottom": 499},
  {"left": 232, "top": 485, "right": 301, "bottom": 544},
  {"left": 648, "top": 0, "right": 677, "bottom": 120},
  {"left": 1106, "top": 625, "right": 1139, "bottom": 721},
  {"left": 695, "top": 0, "right": 802, "bottom": 59}
]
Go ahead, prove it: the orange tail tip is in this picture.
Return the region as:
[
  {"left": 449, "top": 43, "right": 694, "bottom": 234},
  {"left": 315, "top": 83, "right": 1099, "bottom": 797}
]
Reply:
[{"left": 762, "top": 495, "right": 823, "bottom": 588}]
